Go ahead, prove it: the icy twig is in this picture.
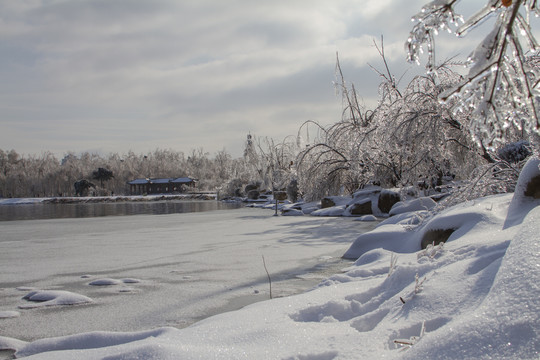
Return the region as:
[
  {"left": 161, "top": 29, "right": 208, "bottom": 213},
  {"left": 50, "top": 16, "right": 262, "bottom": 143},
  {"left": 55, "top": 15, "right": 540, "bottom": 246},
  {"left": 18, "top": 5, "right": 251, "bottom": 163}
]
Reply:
[
  {"left": 393, "top": 320, "right": 426, "bottom": 350},
  {"left": 388, "top": 253, "right": 398, "bottom": 277},
  {"left": 414, "top": 273, "right": 427, "bottom": 294},
  {"left": 262, "top": 255, "right": 273, "bottom": 299},
  {"left": 417, "top": 241, "right": 445, "bottom": 261}
]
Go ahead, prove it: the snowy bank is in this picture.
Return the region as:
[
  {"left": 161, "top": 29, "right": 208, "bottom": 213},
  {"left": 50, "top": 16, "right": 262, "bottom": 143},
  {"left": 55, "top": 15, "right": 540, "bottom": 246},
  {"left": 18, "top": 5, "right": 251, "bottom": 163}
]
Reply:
[
  {"left": 0, "top": 193, "right": 216, "bottom": 206},
  {"left": 1, "top": 192, "right": 538, "bottom": 358},
  {"left": 3, "top": 197, "right": 539, "bottom": 358},
  {"left": 1, "top": 159, "right": 539, "bottom": 358}
]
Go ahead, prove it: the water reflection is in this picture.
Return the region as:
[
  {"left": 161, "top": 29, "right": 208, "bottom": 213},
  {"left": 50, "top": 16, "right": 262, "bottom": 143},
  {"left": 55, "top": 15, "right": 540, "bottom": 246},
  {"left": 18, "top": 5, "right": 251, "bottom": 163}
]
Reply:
[{"left": 0, "top": 200, "right": 242, "bottom": 221}]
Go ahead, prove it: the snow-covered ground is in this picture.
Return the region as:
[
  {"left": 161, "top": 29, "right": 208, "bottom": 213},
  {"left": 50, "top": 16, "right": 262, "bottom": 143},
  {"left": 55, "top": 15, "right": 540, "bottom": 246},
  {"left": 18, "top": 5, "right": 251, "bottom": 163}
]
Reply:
[{"left": 1, "top": 159, "right": 539, "bottom": 359}]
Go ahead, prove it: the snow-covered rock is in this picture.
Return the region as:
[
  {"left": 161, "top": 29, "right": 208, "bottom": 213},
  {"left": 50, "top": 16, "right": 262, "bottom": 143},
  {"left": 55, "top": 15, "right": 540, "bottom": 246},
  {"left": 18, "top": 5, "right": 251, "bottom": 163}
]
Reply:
[
  {"left": 281, "top": 208, "right": 304, "bottom": 216},
  {"left": 344, "top": 198, "right": 372, "bottom": 215},
  {"left": 389, "top": 197, "right": 437, "bottom": 216},
  {"left": 344, "top": 193, "right": 512, "bottom": 259},
  {"left": 311, "top": 205, "right": 346, "bottom": 217},
  {"left": 320, "top": 196, "right": 350, "bottom": 208},
  {"left": 505, "top": 156, "right": 540, "bottom": 228}
]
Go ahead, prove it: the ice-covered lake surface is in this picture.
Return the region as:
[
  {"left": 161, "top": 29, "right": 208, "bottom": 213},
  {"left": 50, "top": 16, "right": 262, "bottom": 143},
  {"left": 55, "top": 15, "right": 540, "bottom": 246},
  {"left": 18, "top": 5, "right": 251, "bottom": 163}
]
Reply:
[{"left": 0, "top": 207, "right": 376, "bottom": 343}]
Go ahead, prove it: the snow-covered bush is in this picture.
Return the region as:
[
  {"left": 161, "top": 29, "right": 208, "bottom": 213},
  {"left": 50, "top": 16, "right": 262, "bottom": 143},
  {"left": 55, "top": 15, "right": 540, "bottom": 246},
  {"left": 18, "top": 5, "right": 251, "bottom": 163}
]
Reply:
[
  {"left": 296, "top": 48, "right": 481, "bottom": 201},
  {"left": 217, "top": 178, "right": 244, "bottom": 200}
]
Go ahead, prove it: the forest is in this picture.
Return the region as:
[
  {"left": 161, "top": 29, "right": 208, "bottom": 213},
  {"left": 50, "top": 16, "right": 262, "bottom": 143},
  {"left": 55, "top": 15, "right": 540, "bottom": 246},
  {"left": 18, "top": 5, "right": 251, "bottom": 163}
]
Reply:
[{"left": 1, "top": 1, "right": 538, "bottom": 205}]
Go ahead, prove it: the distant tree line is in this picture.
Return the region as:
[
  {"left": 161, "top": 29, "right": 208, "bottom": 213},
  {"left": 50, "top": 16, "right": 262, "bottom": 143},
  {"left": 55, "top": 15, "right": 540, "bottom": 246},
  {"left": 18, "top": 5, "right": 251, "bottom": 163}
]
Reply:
[{"left": 0, "top": 148, "right": 255, "bottom": 198}]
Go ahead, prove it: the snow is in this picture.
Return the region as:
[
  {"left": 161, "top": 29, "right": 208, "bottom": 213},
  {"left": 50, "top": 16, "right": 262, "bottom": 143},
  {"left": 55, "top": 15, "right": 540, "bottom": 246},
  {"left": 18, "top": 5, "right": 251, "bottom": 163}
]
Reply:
[
  {"left": 0, "top": 311, "right": 19, "bottom": 319},
  {"left": 389, "top": 197, "right": 437, "bottom": 216},
  {"left": 87, "top": 278, "right": 140, "bottom": 286},
  {"left": 354, "top": 214, "right": 378, "bottom": 222},
  {"left": 0, "top": 193, "right": 216, "bottom": 206},
  {"left": 88, "top": 278, "right": 123, "bottom": 286},
  {"left": 311, "top": 204, "right": 347, "bottom": 216},
  {"left": 1, "top": 169, "right": 539, "bottom": 359},
  {"left": 19, "top": 290, "right": 93, "bottom": 309}
]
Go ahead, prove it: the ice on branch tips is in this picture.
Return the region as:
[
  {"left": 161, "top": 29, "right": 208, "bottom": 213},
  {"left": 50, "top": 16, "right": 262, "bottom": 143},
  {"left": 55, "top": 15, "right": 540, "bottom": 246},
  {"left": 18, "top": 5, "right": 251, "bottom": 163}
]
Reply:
[{"left": 407, "top": 0, "right": 540, "bottom": 151}]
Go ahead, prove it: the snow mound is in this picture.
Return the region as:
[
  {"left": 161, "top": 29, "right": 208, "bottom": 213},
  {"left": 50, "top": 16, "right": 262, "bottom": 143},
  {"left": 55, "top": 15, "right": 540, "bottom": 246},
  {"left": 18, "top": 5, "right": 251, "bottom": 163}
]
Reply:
[
  {"left": 19, "top": 290, "right": 93, "bottom": 309},
  {"left": 505, "top": 156, "right": 540, "bottom": 228},
  {"left": 15, "top": 328, "right": 177, "bottom": 358},
  {"left": 355, "top": 215, "right": 378, "bottom": 222},
  {"left": 311, "top": 205, "right": 346, "bottom": 217},
  {"left": 378, "top": 210, "right": 428, "bottom": 226},
  {"left": 88, "top": 277, "right": 141, "bottom": 286},
  {"left": 0, "top": 310, "right": 20, "bottom": 319},
  {"left": 389, "top": 197, "right": 437, "bottom": 216},
  {"left": 281, "top": 208, "right": 304, "bottom": 216},
  {"left": 88, "top": 278, "right": 122, "bottom": 286},
  {"left": 403, "top": 206, "right": 540, "bottom": 359},
  {"left": 121, "top": 278, "right": 141, "bottom": 284},
  {"left": 0, "top": 336, "right": 27, "bottom": 352},
  {"left": 344, "top": 194, "right": 512, "bottom": 259}
]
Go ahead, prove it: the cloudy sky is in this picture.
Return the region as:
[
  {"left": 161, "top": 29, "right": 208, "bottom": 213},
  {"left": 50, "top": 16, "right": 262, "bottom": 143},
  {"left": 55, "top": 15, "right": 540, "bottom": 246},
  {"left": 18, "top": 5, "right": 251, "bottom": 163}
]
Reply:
[{"left": 0, "top": 0, "right": 479, "bottom": 158}]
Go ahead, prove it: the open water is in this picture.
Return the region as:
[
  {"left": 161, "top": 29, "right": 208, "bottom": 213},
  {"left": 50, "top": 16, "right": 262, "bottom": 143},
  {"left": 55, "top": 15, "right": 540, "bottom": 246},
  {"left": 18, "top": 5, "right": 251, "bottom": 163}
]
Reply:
[{"left": 0, "top": 200, "right": 242, "bottom": 221}]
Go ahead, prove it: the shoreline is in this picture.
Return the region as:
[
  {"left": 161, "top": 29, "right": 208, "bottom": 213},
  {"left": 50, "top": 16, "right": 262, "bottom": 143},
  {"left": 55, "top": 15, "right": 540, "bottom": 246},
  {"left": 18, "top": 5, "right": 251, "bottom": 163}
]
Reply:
[{"left": 0, "top": 193, "right": 217, "bottom": 205}]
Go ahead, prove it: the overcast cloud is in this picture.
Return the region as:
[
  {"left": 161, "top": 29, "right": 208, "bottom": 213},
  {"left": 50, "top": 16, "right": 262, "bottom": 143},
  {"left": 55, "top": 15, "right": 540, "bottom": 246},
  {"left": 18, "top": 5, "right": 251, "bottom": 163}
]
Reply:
[{"left": 0, "top": 0, "right": 475, "bottom": 158}]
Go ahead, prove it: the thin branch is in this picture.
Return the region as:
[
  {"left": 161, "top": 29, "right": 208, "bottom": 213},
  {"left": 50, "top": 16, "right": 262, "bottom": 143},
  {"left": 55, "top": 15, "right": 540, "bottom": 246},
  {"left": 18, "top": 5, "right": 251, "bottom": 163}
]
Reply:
[{"left": 262, "top": 255, "right": 272, "bottom": 299}]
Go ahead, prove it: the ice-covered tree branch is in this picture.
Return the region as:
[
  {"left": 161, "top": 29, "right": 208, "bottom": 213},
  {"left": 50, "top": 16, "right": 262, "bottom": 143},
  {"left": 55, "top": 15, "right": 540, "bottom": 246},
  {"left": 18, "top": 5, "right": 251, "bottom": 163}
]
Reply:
[{"left": 408, "top": 0, "right": 540, "bottom": 150}]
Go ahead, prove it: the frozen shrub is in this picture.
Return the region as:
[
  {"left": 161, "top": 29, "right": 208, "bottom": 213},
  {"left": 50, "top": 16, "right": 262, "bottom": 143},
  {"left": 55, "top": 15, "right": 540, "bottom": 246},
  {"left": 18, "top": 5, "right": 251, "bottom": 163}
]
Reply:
[
  {"left": 497, "top": 141, "right": 531, "bottom": 163},
  {"left": 286, "top": 179, "right": 299, "bottom": 203}
]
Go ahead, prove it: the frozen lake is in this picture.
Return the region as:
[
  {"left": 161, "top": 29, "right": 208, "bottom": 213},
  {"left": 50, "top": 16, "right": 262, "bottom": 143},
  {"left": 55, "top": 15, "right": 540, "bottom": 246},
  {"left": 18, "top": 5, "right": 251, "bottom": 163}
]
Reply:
[{"left": 0, "top": 207, "right": 377, "bottom": 345}]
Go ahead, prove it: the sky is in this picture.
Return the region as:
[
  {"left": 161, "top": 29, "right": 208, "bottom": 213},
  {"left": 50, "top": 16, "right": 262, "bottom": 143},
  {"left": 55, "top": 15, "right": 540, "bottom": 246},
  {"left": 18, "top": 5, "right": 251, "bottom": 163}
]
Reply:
[{"left": 0, "top": 0, "right": 481, "bottom": 159}]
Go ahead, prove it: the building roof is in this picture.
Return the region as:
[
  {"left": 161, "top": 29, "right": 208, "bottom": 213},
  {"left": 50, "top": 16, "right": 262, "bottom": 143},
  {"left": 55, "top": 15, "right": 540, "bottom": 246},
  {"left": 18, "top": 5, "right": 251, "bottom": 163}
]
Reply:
[
  {"left": 171, "top": 177, "right": 197, "bottom": 184},
  {"left": 127, "top": 178, "right": 150, "bottom": 185},
  {"left": 127, "top": 177, "right": 196, "bottom": 185}
]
